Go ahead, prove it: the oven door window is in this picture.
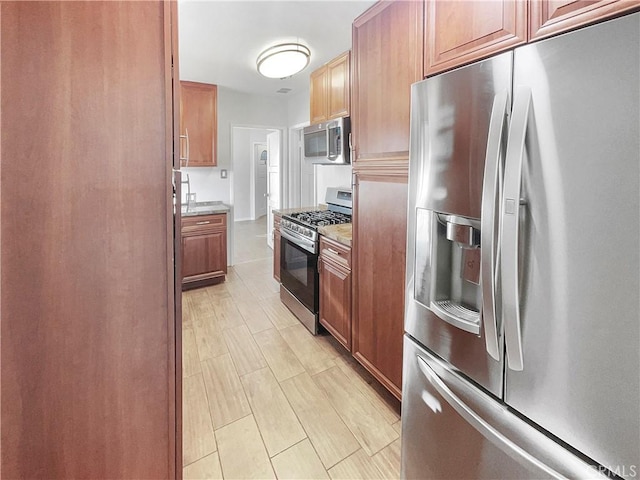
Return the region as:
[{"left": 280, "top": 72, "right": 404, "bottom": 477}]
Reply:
[{"left": 280, "top": 236, "right": 318, "bottom": 313}]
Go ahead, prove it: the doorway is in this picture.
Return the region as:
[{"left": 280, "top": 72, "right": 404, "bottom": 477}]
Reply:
[{"left": 230, "top": 125, "right": 285, "bottom": 265}]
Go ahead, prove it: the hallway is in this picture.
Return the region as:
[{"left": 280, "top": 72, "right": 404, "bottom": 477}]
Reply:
[
  {"left": 233, "top": 216, "right": 272, "bottom": 265},
  {"left": 181, "top": 220, "right": 402, "bottom": 479}
]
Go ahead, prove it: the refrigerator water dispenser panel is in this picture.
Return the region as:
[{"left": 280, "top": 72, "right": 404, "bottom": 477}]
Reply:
[{"left": 415, "top": 208, "right": 482, "bottom": 335}]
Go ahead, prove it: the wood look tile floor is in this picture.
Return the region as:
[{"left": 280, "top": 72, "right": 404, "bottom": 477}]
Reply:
[{"left": 182, "top": 221, "right": 401, "bottom": 479}]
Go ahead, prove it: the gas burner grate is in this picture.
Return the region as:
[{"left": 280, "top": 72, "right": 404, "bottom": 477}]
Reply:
[{"left": 288, "top": 210, "right": 352, "bottom": 227}]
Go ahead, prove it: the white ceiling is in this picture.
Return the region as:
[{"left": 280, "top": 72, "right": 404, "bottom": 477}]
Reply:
[{"left": 178, "top": 0, "right": 376, "bottom": 98}]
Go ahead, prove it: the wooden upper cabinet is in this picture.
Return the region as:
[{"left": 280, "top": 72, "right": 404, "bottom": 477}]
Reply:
[
  {"left": 352, "top": 0, "right": 424, "bottom": 165},
  {"left": 425, "top": 0, "right": 527, "bottom": 76},
  {"left": 180, "top": 81, "right": 217, "bottom": 167},
  {"left": 309, "top": 51, "right": 351, "bottom": 124},
  {"left": 327, "top": 51, "right": 351, "bottom": 119},
  {"left": 310, "top": 66, "right": 329, "bottom": 124},
  {"left": 529, "top": 0, "right": 640, "bottom": 40}
]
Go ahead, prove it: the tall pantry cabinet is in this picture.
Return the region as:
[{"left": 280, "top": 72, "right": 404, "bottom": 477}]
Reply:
[
  {"left": 351, "top": 0, "right": 423, "bottom": 399},
  {"left": 1, "top": 2, "right": 180, "bottom": 478}
]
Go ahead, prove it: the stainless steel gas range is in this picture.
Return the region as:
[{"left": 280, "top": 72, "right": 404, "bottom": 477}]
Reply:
[{"left": 279, "top": 187, "right": 352, "bottom": 334}]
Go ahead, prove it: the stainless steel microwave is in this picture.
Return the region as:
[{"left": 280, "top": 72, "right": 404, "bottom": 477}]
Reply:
[{"left": 303, "top": 117, "right": 351, "bottom": 165}]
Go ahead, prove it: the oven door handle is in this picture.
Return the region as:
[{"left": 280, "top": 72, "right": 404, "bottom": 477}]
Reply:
[{"left": 281, "top": 228, "right": 317, "bottom": 254}]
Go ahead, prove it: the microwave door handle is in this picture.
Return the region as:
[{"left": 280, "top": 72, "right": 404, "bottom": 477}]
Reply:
[
  {"left": 327, "top": 124, "right": 338, "bottom": 160},
  {"left": 501, "top": 85, "right": 532, "bottom": 372},
  {"left": 481, "top": 92, "right": 509, "bottom": 361}
]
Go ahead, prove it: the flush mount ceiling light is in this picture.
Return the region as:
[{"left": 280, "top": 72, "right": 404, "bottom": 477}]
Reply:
[{"left": 256, "top": 43, "right": 311, "bottom": 79}]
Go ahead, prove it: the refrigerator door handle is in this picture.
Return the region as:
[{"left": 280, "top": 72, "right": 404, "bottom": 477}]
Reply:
[
  {"left": 501, "top": 85, "right": 533, "bottom": 371},
  {"left": 416, "top": 353, "right": 567, "bottom": 479},
  {"left": 481, "top": 92, "right": 509, "bottom": 360}
]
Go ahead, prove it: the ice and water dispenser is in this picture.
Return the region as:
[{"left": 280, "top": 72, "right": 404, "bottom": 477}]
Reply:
[{"left": 414, "top": 209, "right": 482, "bottom": 335}]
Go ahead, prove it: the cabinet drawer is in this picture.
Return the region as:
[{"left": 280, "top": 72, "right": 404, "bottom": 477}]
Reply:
[
  {"left": 182, "top": 213, "right": 226, "bottom": 233},
  {"left": 320, "top": 236, "right": 351, "bottom": 269}
]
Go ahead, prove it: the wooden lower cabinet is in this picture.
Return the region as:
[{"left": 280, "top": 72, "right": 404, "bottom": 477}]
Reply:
[
  {"left": 182, "top": 213, "right": 227, "bottom": 289},
  {"left": 273, "top": 213, "right": 281, "bottom": 282},
  {"left": 352, "top": 172, "right": 408, "bottom": 400},
  {"left": 319, "top": 236, "right": 352, "bottom": 350}
]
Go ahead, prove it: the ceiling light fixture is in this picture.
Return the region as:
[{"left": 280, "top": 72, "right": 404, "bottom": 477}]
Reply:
[{"left": 256, "top": 43, "right": 311, "bottom": 79}]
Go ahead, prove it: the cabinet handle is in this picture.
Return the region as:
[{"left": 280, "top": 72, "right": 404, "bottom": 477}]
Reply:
[
  {"left": 180, "top": 129, "right": 190, "bottom": 167},
  {"left": 196, "top": 221, "right": 210, "bottom": 225},
  {"left": 327, "top": 248, "right": 341, "bottom": 255}
]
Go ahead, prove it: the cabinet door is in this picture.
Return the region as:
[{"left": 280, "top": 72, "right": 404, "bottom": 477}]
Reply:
[
  {"left": 310, "top": 66, "right": 328, "bottom": 124},
  {"left": 530, "top": 0, "right": 640, "bottom": 40},
  {"left": 327, "top": 51, "right": 350, "bottom": 120},
  {"left": 182, "top": 230, "right": 226, "bottom": 283},
  {"left": 352, "top": 172, "right": 408, "bottom": 400},
  {"left": 352, "top": 0, "right": 423, "bottom": 165},
  {"left": 425, "top": 0, "right": 527, "bottom": 76},
  {"left": 319, "top": 257, "right": 352, "bottom": 351},
  {"left": 180, "top": 81, "right": 217, "bottom": 167}
]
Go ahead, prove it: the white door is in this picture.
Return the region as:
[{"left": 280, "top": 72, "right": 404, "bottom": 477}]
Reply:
[{"left": 266, "top": 131, "right": 280, "bottom": 249}]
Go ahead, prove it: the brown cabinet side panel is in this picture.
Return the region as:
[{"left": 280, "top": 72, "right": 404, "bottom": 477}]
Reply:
[
  {"left": 352, "top": 173, "right": 408, "bottom": 399},
  {"left": 1, "top": 2, "right": 174, "bottom": 478},
  {"left": 352, "top": 0, "right": 424, "bottom": 164},
  {"left": 529, "top": 0, "right": 640, "bottom": 40}
]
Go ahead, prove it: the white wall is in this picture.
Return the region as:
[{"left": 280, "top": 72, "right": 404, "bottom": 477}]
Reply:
[
  {"left": 181, "top": 167, "right": 229, "bottom": 204},
  {"left": 315, "top": 165, "right": 353, "bottom": 205},
  {"left": 287, "top": 88, "right": 310, "bottom": 127}
]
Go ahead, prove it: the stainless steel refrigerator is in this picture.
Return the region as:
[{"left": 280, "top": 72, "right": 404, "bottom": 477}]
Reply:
[{"left": 402, "top": 12, "right": 639, "bottom": 479}]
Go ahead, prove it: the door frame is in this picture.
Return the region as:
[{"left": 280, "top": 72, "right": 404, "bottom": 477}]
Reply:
[{"left": 287, "top": 121, "right": 311, "bottom": 209}]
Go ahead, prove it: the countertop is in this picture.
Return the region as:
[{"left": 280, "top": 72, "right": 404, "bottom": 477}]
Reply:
[
  {"left": 318, "top": 223, "right": 352, "bottom": 248},
  {"left": 181, "top": 201, "right": 230, "bottom": 217}
]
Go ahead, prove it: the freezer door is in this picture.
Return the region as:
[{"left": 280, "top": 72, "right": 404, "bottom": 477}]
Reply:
[
  {"left": 504, "top": 13, "right": 640, "bottom": 475},
  {"left": 406, "top": 52, "right": 512, "bottom": 396},
  {"left": 401, "top": 336, "right": 608, "bottom": 480}
]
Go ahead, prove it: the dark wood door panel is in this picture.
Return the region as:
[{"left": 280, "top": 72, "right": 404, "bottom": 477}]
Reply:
[{"left": 1, "top": 1, "right": 176, "bottom": 478}]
